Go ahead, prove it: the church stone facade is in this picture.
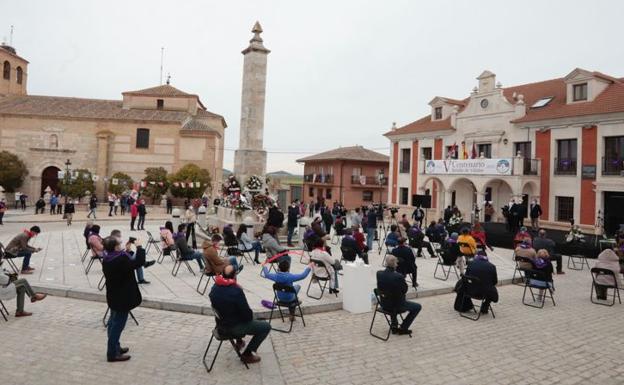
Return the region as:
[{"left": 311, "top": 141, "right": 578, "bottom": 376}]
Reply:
[{"left": 0, "top": 43, "right": 226, "bottom": 202}]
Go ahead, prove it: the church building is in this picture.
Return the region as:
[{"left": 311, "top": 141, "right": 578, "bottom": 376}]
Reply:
[
  {"left": 0, "top": 43, "right": 226, "bottom": 201},
  {"left": 385, "top": 69, "right": 624, "bottom": 235}
]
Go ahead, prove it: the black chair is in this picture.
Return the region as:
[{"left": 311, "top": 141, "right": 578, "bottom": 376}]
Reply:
[
  {"left": 144, "top": 231, "right": 162, "bottom": 257},
  {"left": 0, "top": 299, "right": 9, "bottom": 322},
  {"left": 102, "top": 307, "right": 139, "bottom": 327},
  {"left": 567, "top": 254, "right": 590, "bottom": 271},
  {"left": 522, "top": 270, "right": 556, "bottom": 308},
  {"left": 299, "top": 242, "right": 312, "bottom": 264},
  {"left": 226, "top": 246, "right": 254, "bottom": 266},
  {"left": 97, "top": 275, "right": 106, "bottom": 291},
  {"left": 590, "top": 267, "right": 622, "bottom": 306},
  {"left": 158, "top": 245, "right": 176, "bottom": 264},
  {"left": 202, "top": 307, "right": 249, "bottom": 373},
  {"left": 197, "top": 271, "right": 216, "bottom": 295},
  {"left": 171, "top": 249, "right": 196, "bottom": 277},
  {"left": 269, "top": 283, "right": 305, "bottom": 333},
  {"left": 458, "top": 275, "right": 495, "bottom": 321},
  {"left": 0, "top": 242, "right": 21, "bottom": 275},
  {"left": 433, "top": 249, "right": 460, "bottom": 281},
  {"left": 512, "top": 255, "right": 533, "bottom": 285},
  {"left": 306, "top": 259, "right": 335, "bottom": 300},
  {"left": 369, "top": 288, "right": 411, "bottom": 341},
  {"left": 80, "top": 247, "right": 90, "bottom": 263},
  {"left": 85, "top": 253, "right": 102, "bottom": 274}
]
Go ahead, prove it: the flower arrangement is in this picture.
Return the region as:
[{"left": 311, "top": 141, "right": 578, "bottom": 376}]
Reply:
[{"left": 246, "top": 175, "right": 264, "bottom": 191}]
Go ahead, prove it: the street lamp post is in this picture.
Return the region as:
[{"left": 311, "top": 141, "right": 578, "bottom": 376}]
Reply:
[{"left": 377, "top": 169, "right": 385, "bottom": 204}]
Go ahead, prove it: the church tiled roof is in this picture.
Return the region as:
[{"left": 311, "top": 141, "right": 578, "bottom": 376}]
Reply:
[
  {"left": 122, "top": 84, "right": 195, "bottom": 98},
  {"left": 0, "top": 94, "right": 225, "bottom": 125}
]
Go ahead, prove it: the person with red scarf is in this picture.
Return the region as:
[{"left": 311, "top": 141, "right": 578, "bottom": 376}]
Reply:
[
  {"left": 5, "top": 226, "right": 42, "bottom": 274},
  {"left": 209, "top": 265, "right": 271, "bottom": 364},
  {"left": 470, "top": 223, "right": 493, "bottom": 253}
]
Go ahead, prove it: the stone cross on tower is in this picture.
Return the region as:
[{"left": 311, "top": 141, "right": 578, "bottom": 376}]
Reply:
[{"left": 233, "top": 21, "right": 270, "bottom": 185}]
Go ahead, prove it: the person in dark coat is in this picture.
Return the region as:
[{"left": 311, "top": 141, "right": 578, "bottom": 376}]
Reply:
[
  {"left": 463, "top": 253, "right": 498, "bottom": 314},
  {"left": 102, "top": 236, "right": 145, "bottom": 362},
  {"left": 267, "top": 205, "right": 285, "bottom": 229},
  {"left": 209, "top": 265, "right": 271, "bottom": 364},
  {"left": 286, "top": 201, "right": 299, "bottom": 247},
  {"left": 366, "top": 207, "right": 378, "bottom": 251},
  {"left": 340, "top": 228, "right": 368, "bottom": 263},
  {"left": 391, "top": 238, "right": 418, "bottom": 288},
  {"left": 376, "top": 255, "right": 421, "bottom": 335},
  {"left": 137, "top": 199, "right": 147, "bottom": 230}
]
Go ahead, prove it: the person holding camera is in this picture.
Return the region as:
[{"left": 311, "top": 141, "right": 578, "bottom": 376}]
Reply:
[
  {"left": 102, "top": 235, "right": 146, "bottom": 362},
  {"left": 110, "top": 230, "right": 155, "bottom": 284},
  {"left": 0, "top": 265, "right": 47, "bottom": 317},
  {"left": 6, "top": 226, "right": 42, "bottom": 274}
]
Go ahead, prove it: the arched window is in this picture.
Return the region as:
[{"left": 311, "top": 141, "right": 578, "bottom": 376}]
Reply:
[
  {"left": 16, "top": 66, "right": 23, "bottom": 84},
  {"left": 2, "top": 61, "right": 9, "bottom": 80},
  {"left": 49, "top": 134, "right": 59, "bottom": 149}
]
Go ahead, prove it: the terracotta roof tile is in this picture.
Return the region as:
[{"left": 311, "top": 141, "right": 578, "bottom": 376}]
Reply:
[
  {"left": 122, "top": 84, "right": 195, "bottom": 97},
  {"left": 296, "top": 146, "right": 389, "bottom": 163},
  {"left": 0, "top": 94, "right": 225, "bottom": 124},
  {"left": 384, "top": 115, "right": 455, "bottom": 137}
]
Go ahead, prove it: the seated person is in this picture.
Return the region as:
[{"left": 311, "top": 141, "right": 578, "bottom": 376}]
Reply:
[
  {"left": 425, "top": 221, "right": 438, "bottom": 243},
  {"left": 464, "top": 252, "right": 499, "bottom": 314},
  {"left": 513, "top": 226, "right": 532, "bottom": 249},
  {"left": 408, "top": 227, "right": 435, "bottom": 258},
  {"left": 110, "top": 229, "right": 155, "bottom": 284},
  {"left": 160, "top": 221, "right": 176, "bottom": 255},
  {"left": 83, "top": 221, "right": 94, "bottom": 250},
  {"left": 376, "top": 255, "right": 422, "bottom": 335},
  {"left": 443, "top": 232, "right": 463, "bottom": 274},
  {"left": 209, "top": 265, "right": 271, "bottom": 364},
  {"left": 261, "top": 260, "right": 312, "bottom": 320},
  {"left": 0, "top": 267, "right": 47, "bottom": 317},
  {"left": 88, "top": 225, "right": 104, "bottom": 257},
  {"left": 341, "top": 228, "right": 368, "bottom": 264},
  {"left": 457, "top": 227, "right": 477, "bottom": 258},
  {"left": 310, "top": 215, "right": 328, "bottom": 240},
  {"left": 529, "top": 250, "right": 555, "bottom": 300},
  {"left": 261, "top": 226, "right": 292, "bottom": 264},
  {"left": 514, "top": 238, "right": 537, "bottom": 270},
  {"left": 237, "top": 224, "right": 263, "bottom": 264},
  {"left": 223, "top": 225, "right": 238, "bottom": 247},
  {"left": 174, "top": 224, "right": 205, "bottom": 270},
  {"left": 385, "top": 225, "right": 400, "bottom": 248},
  {"left": 334, "top": 217, "right": 346, "bottom": 236},
  {"left": 202, "top": 235, "right": 240, "bottom": 275},
  {"left": 470, "top": 223, "right": 493, "bottom": 253},
  {"left": 310, "top": 238, "right": 340, "bottom": 294},
  {"left": 352, "top": 225, "right": 367, "bottom": 253},
  {"left": 6, "top": 226, "right": 42, "bottom": 274},
  {"left": 594, "top": 248, "right": 623, "bottom": 300},
  {"left": 391, "top": 238, "right": 418, "bottom": 288},
  {"left": 434, "top": 220, "right": 448, "bottom": 242},
  {"left": 533, "top": 229, "right": 564, "bottom": 275}
]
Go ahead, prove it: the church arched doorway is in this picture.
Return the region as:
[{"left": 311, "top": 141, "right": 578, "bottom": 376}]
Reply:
[{"left": 41, "top": 166, "right": 61, "bottom": 197}]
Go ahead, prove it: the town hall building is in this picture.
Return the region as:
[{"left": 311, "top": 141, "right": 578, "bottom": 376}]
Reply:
[{"left": 385, "top": 69, "right": 624, "bottom": 235}]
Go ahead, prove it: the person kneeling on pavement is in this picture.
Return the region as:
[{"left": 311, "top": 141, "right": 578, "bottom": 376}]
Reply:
[
  {"left": 376, "top": 255, "right": 422, "bottom": 336},
  {"left": 110, "top": 230, "right": 155, "bottom": 284},
  {"left": 209, "top": 265, "right": 271, "bottom": 364},
  {"left": 102, "top": 235, "right": 146, "bottom": 362},
  {"left": 0, "top": 264, "right": 47, "bottom": 317}
]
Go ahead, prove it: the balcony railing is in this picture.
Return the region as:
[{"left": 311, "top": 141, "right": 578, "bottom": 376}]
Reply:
[
  {"left": 351, "top": 175, "right": 388, "bottom": 186},
  {"left": 554, "top": 158, "right": 577, "bottom": 175},
  {"left": 603, "top": 157, "right": 624, "bottom": 176},
  {"left": 522, "top": 158, "right": 539, "bottom": 175},
  {"left": 303, "top": 174, "right": 333, "bottom": 184}
]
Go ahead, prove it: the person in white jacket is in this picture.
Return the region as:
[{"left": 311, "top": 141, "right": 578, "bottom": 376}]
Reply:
[
  {"left": 0, "top": 268, "right": 46, "bottom": 317},
  {"left": 309, "top": 238, "right": 340, "bottom": 294}
]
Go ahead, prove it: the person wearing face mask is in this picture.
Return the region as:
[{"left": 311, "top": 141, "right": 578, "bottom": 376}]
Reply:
[
  {"left": 529, "top": 199, "right": 543, "bottom": 231},
  {"left": 5, "top": 226, "right": 42, "bottom": 274},
  {"left": 110, "top": 230, "right": 156, "bottom": 284},
  {"left": 286, "top": 201, "right": 300, "bottom": 247}
]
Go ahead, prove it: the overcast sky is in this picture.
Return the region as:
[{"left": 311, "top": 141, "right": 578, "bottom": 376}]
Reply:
[{"left": 2, "top": 0, "right": 623, "bottom": 174}]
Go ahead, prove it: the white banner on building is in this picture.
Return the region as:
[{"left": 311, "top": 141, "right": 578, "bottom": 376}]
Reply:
[{"left": 424, "top": 158, "right": 512, "bottom": 175}]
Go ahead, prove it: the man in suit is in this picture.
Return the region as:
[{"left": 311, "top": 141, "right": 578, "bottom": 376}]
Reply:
[
  {"left": 464, "top": 253, "right": 498, "bottom": 314},
  {"left": 391, "top": 238, "right": 418, "bottom": 288},
  {"left": 376, "top": 255, "right": 422, "bottom": 335}
]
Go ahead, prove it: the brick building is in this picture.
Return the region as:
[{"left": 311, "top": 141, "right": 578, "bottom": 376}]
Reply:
[
  {"left": 385, "top": 69, "right": 624, "bottom": 235},
  {"left": 297, "top": 146, "right": 389, "bottom": 209}
]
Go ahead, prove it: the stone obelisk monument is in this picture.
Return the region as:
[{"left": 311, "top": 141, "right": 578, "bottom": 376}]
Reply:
[{"left": 233, "top": 21, "right": 270, "bottom": 185}]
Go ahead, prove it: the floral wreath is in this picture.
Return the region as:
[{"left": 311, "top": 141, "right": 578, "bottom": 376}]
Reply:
[{"left": 245, "top": 175, "right": 264, "bottom": 191}]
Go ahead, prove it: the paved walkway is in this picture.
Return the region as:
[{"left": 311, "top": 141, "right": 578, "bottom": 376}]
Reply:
[
  {"left": 0, "top": 266, "right": 622, "bottom": 385},
  {"left": 0, "top": 222, "right": 518, "bottom": 314}
]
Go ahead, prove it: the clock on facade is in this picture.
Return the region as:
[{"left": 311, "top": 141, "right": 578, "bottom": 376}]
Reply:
[{"left": 480, "top": 99, "right": 489, "bottom": 108}]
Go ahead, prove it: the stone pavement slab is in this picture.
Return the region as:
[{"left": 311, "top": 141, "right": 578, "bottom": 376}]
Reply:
[{"left": 0, "top": 266, "right": 622, "bottom": 385}]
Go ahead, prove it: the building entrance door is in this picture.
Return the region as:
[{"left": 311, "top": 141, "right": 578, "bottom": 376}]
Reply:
[
  {"left": 604, "top": 191, "right": 624, "bottom": 236},
  {"left": 41, "top": 166, "right": 61, "bottom": 197}
]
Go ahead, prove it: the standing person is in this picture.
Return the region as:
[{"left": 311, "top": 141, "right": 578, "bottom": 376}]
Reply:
[
  {"left": 350, "top": 207, "right": 362, "bottom": 228},
  {"left": 6, "top": 226, "right": 42, "bottom": 274},
  {"left": 114, "top": 195, "right": 120, "bottom": 215},
  {"left": 366, "top": 206, "right": 378, "bottom": 251},
  {"left": 35, "top": 197, "right": 45, "bottom": 214},
  {"left": 102, "top": 236, "right": 145, "bottom": 362},
  {"left": 120, "top": 195, "right": 127, "bottom": 216},
  {"left": 443, "top": 206, "right": 452, "bottom": 224},
  {"left": 49, "top": 194, "right": 58, "bottom": 215},
  {"left": 529, "top": 199, "right": 542, "bottom": 231},
  {"left": 166, "top": 196, "right": 173, "bottom": 214},
  {"left": 19, "top": 193, "right": 27, "bottom": 211},
  {"left": 14, "top": 192, "right": 20, "bottom": 210},
  {"left": 87, "top": 195, "right": 98, "bottom": 219},
  {"left": 267, "top": 205, "right": 285, "bottom": 229},
  {"left": 137, "top": 200, "right": 146, "bottom": 231},
  {"left": 56, "top": 195, "right": 64, "bottom": 215},
  {"left": 286, "top": 201, "right": 299, "bottom": 247},
  {"left": 108, "top": 193, "right": 115, "bottom": 217},
  {"left": 0, "top": 198, "right": 6, "bottom": 225},
  {"left": 64, "top": 199, "right": 75, "bottom": 226},
  {"left": 185, "top": 206, "right": 197, "bottom": 249},
  {"left": 484, "top": 202, "right": 494, "bottom": 223},
  {"left": 412, "top": 206, "right": 425, "bottom": 227},
  {"left": 129, "top": 201, "right": 138, "bottom": 231}
]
